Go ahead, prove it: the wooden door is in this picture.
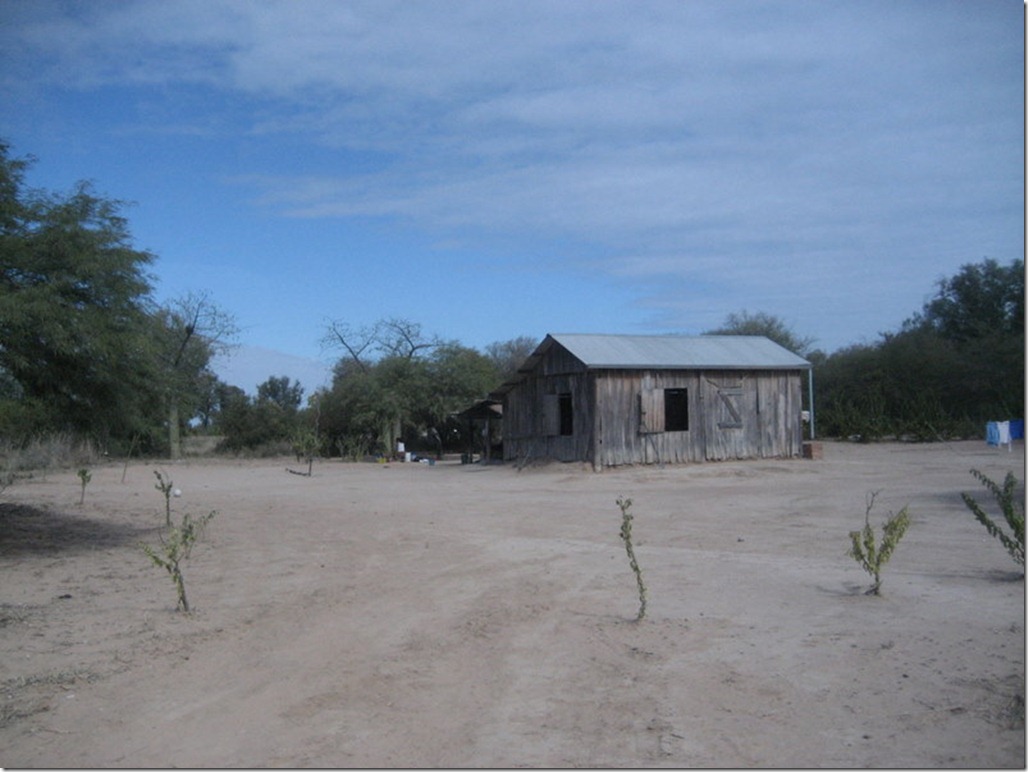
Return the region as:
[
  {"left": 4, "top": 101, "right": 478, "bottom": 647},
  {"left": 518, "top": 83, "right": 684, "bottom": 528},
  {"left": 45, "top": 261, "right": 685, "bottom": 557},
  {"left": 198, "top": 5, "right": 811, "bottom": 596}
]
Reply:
[{"left": 702, "top": 375, "right": 759, "bottom": 460}]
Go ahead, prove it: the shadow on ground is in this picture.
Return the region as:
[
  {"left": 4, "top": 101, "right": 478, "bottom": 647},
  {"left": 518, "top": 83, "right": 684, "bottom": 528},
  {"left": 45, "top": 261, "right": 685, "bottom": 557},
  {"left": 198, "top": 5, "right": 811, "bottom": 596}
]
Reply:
[{"left": 0, "top": 503, "right": 155, "bottom": 557}]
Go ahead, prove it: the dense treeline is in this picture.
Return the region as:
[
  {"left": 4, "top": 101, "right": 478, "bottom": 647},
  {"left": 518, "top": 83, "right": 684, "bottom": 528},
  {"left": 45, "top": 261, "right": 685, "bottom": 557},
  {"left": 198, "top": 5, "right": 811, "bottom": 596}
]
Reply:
[
  {"left": 0, "top": 143, "right": 535, "bottom": 458},
  {"left": 0, "top": 141, "right": 1022, "bottom": 460},
  {"left": 314, "top": 320, "right": 531, "bottom": 459},
  {"left": 811, "top": 257, "right": 1023, "bottom": 441},
  {"left": 707, "top": 262, "right": 1024, "bottom": 441}
]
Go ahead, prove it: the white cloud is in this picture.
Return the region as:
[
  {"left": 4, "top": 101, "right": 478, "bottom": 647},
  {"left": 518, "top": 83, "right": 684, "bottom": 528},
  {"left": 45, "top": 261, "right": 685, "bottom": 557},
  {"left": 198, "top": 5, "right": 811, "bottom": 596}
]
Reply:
[{"left": 2, "top": 0, "right": 1020, "bottom": 352}]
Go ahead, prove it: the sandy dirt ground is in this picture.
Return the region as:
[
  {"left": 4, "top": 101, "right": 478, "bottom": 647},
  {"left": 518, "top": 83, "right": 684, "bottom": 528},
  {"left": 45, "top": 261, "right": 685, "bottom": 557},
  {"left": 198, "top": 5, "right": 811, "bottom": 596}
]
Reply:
[{"left": 0, "top": 440, "right": 1024, "bottom": 769}]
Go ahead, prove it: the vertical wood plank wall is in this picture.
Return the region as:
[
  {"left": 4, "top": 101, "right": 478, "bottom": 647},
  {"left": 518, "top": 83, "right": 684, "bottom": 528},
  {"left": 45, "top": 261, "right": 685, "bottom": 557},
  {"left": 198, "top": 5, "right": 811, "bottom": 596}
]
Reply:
[
  {"left": 503, "top": 345, "right": 594, "bottom": 464},
  {"left": 501, "top": 345, "right": 804, "bottom": 467}
]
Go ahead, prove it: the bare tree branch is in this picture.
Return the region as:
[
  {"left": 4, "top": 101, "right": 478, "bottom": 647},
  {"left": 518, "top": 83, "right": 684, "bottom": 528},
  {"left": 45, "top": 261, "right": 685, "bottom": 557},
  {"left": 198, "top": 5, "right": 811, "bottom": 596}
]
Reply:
[
  {"left": 378, "top": 317, "right": 438, "bottom": 360},
  {"left": 322, "top": 320, "right": 378, "bottom": 372}
]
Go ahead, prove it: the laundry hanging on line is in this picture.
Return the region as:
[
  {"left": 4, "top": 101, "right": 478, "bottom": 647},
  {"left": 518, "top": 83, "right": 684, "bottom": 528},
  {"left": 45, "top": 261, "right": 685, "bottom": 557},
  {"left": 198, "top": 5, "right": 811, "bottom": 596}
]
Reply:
[{"left": 985, "top": 420, "right": 1021, "bottom": 449}]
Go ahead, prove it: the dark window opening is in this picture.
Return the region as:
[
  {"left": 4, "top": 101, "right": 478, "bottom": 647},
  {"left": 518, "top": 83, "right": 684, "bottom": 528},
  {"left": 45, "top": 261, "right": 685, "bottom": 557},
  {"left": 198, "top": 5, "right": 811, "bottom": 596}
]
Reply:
[
  {"left": 664, "top": 388, "right": 689, "bottom": 431},
  {"left": 558, "top": 393, "right": 573, "bottom": 436}
]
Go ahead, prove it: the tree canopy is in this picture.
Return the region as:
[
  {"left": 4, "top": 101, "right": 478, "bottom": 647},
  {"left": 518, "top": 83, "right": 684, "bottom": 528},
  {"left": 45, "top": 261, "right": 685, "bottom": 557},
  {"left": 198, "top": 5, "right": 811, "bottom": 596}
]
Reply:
[
  {"left": 704, "top": 310, "right": 816, "bottom": 357},
  {"left": 0, "top": 141, "right": 161, "bottom": 443},
  {"left": 0, "top": 142, "right": 235, "bottom": 453},
  {"left": 815, "top": 257, "right": 1024, "bottom": 440},
  {"left": 912, "top": 258, "right": 1023, "bottom": 342},
  {"left": 317, "top": 320, "right": 505, "bottom": 458}
]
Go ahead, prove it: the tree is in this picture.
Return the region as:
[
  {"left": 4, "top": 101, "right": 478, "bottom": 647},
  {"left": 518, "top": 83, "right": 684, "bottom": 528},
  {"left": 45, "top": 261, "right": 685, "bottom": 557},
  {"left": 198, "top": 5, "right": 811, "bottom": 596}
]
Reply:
[
  {"left": 913, "top": 258, "right": 1024, "bottom": 342},
  {"left": 814, "top": 343, "right": 890, "bottom": 440},
  {"left": 907, "top": 258, "right": 1024, "bottom": 418},
  {"left": 155, "top": 292, "right": 238, "bottom": 459},
  {"left": 192, "top": 371, "right": 227, "bottom": 431},
  {"left": 257, "top": 375, "right": 304, "bottom": 412},
  {"left": 322, "top": 317, "right": 440, "bottom": 367},
  {"left": 814, "top": 258, "right": 1024, "bottom": 440},
  {"left": 321, "top": 320, "right": 377, "bottom": 373},
  {"left": 321, "top": 317, "right": 441, "bottom": 454},
  {"left": 704, "top": 311, "right": 815, "bottom": 357},
  {"left": 319, "top": 365, "right": 394, "bottom": 457},
  {"left": 217, "top": 389, "right": 290, "bottom": 452},
  {"left": 377, "top": 317, "right": 440, "bottom": 359},
  {"left": 485, "top": 335, "right": 538, "bottom": 382},
  {"left": 320, "top": 320, "right": 508, "bottom": 458},
  {"left": 416, "top": 342, "right": 499, "bottom": 455},
  {"left": 0, "top": 141, "right": 161, "bottom": 444}
]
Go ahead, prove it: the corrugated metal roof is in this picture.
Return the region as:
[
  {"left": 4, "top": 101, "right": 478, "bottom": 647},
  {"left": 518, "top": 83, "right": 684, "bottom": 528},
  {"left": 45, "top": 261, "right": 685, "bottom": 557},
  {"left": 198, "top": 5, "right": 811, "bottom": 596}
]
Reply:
[
  {"left": 488, "top": 333, "right": 811, "bottom": 398},
  {"left": 541, "top": 333, "right": 811, "bottom": 370}
]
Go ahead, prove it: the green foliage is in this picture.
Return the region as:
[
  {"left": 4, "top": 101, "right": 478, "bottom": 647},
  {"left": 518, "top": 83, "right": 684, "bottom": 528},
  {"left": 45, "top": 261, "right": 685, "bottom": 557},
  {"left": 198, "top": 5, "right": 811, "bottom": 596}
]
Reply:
[
  {"left": 848, "top": 491, "right": 911, "bottom": 595},
  {"left": 617, "top": 496, "right": 647, "bottom": 621},
  {"left": 289, "top": 427, "right": 321, "bottom": 476},
  {"left": 815, "top": 258, "right": 1024, "bottom": 439},
  {"left": 258, "top": 375, "right": 304, "bottom": 412},
  {"left": 77, "top": 468, "right": 91, "bottom": 506},
  {"left": 0, "top": 142, "right": 239, "bottom": 452},
  {"left": 0, "top": 141, "right": 162, "bottom": 443},
  {"left": 143, "top": 464, "right": 215, "bottom": 613},
  {"left": 334, "top": 434, "right": 372, "bottom": 462},
  {"left": 153, "top": 469, "right": 174, "bottom": 527},
  {"left": 320, "top": 319, "right": 506, "bottom": 458},
  {"left": 153, "top": 293, "right": 238, "bottom": 459},
  {"left": 705, "top": 310, "right": 816, "bottom": 357},
  {"left": 962, "top": 469, "right": 1025, "bottom": 567},
  {"left": 141, "top": 509, "right": 216, "bottom": 613},
  {"left": 215, "top": 376, "right": 308, "bottom": 454},
  {"left": 916, "top": 258, "right": 1023, "bottom": 342},
  {"left": 414, "top": 343, "right": 500, "bottom": 456}
]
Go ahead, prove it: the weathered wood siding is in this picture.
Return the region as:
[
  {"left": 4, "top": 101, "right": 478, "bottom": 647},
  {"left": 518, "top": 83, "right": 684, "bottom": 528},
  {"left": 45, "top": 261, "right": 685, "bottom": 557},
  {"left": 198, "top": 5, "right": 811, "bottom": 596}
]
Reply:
[
  {"left": 503, "top": 345, "right": 594, "bottom": 464},
  {"left": 700, "top": 370, "right": 803, "bottom": 461},
  {"left": 594, "top": 369, "right": 705, "bottom": 466},
  {"left": 501, "top": 342, "right": 805, "bottom": 467}
]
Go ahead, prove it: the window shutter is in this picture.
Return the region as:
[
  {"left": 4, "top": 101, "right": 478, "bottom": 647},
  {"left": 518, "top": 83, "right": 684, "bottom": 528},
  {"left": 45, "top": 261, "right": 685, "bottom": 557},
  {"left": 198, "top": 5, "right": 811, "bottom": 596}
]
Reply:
[
  {"left": 542, "top": 394, "right": 561, "bottom": 436},
  {"left": 716, "top": 385, "right": 744, "bottom": 429}
]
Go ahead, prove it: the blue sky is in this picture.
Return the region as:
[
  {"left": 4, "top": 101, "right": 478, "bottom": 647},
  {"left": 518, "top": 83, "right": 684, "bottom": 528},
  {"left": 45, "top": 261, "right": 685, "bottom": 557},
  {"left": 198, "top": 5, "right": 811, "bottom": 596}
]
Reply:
[{"left": 2, "top": 0, "right": 1023, "bottom": 395}]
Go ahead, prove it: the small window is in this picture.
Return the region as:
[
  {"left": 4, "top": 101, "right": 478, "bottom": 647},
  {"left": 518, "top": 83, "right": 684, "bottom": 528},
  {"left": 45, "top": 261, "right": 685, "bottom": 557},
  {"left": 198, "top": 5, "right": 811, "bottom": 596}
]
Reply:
[
  {"left": 664, "top": 388, "right": 689, "bottom": 432},
  {"left": 558, "top": 393, "right": 573, "bottom": 436}
]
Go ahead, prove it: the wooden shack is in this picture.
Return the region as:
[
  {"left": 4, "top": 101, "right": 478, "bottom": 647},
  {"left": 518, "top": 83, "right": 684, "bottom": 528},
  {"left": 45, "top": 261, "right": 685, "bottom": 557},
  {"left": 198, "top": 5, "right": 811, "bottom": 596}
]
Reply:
[{"left": 493, "top": 333, "right": 812, "bottom": 469}]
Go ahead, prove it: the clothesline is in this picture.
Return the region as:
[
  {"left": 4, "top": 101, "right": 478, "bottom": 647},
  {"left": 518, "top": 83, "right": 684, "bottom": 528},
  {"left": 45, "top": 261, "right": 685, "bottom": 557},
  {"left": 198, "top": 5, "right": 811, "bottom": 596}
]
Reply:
[{"left": 985, "top": 419, "right": 1023, "bottom": 451}]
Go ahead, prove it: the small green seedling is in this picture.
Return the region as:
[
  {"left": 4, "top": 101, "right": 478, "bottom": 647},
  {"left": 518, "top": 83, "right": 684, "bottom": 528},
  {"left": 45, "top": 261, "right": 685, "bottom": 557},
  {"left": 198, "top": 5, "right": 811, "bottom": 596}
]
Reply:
[
  {"left": 141, "top": 509, "right": 216, "bottom": 613},
  {"left": 848, "top": 490, "right": 911, "bottom": 596},
  {"left": 617, "top": 496, "right": 647, "bottom": 621},
  {"left": 962, "top": 469, "right": 1024, "bottom": 568},
  {"left": 77, "top": 468, "right": 91, "bottom": 506},
  {"left": 154, "top": 469, "right": 174, "bottom": 527},
  {"left": 288, "top": 428, "right": 320, "bottom": 477}
]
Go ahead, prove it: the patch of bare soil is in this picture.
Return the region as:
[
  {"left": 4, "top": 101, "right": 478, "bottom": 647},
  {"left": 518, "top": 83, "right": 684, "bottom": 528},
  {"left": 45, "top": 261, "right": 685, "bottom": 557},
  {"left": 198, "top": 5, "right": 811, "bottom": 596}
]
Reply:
[{"left": 0, "top": 441, "right": 1024, "bottom": 768}]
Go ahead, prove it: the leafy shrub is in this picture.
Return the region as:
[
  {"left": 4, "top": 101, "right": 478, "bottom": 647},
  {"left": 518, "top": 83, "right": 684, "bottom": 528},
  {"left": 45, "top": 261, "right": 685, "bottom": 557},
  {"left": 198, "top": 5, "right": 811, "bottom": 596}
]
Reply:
[
  {"left": 962, "top": 469, "right": 1024, "bottom": 568},
  {"left": 848, "top": 491, "right": 911, "bottom": 595},
  {"left": 141, "top": 509, "right": 216, "bottom": 613}
]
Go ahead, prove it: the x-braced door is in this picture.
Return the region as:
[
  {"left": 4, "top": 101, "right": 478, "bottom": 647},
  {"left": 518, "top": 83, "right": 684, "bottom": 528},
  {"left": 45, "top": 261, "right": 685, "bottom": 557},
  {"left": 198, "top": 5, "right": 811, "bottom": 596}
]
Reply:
[{"left": 703, "top": 376, "right": 758, "bottom": 460}]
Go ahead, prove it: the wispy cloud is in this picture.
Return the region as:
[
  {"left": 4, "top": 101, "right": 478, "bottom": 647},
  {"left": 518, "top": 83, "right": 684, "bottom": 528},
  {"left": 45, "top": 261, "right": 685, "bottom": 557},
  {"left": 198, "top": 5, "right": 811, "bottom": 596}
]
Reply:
[{"left": 1, "top": 0, "right": 1020, "bottom": 350}]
